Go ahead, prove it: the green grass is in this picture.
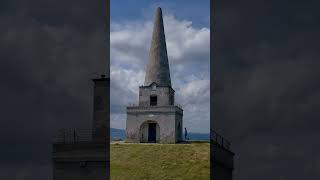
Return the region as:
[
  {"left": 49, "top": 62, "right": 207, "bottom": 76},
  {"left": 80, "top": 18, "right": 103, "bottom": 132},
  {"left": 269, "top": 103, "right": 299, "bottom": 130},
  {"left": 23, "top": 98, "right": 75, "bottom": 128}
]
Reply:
[{"left": 110, "top": 142, "right": 210, "bottom": 180}]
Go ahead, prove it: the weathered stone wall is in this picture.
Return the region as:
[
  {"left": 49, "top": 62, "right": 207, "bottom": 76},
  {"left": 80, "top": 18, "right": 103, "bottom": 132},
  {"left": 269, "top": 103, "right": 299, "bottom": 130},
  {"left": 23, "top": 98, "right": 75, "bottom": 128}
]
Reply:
[
  {"left": 126, "top": 106, "right": 182, "bottom": 143},
  {"left": 139, "top": 85, "right": 174, "bottom": 106},
  {"left": 211, "top": 142, "right": 234, "bottom": 180},
  {"left": 92, "top": 77, "right": 109, "bottom": 142},
  {"left": 52, "top": 143, "right": 108, "bottom": 180},
  {"left": 211, "top": 164, "right": 233, "bottom": 180},
  {"left": 175, "top": 113, "right": 183, "bottom": 142},
  {"left": 53, "top": 163, "right": 107, "bottom": 180}
]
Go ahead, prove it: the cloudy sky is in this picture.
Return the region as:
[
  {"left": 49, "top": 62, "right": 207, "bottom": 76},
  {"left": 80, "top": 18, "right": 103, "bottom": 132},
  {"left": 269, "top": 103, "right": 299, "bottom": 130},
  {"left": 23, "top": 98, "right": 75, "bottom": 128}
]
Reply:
[
  {"left": 110, "top": 0, "right": 210, "bottom": 133},
  {"left": 213, "top": 0, "right": 320, "bottom": 179},
  {"left": 0, "top": 0, "right": 107, "bottom": 179}
]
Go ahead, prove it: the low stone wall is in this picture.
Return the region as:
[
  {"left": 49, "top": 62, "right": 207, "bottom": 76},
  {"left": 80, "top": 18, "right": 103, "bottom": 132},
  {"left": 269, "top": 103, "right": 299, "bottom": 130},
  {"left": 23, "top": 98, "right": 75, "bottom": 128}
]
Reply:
[
  {"left": 211, "top": 141, "right": 234, "bottom": 180},
  {"left": 52, "top": 142, "right": 109, "bottom": 180}
]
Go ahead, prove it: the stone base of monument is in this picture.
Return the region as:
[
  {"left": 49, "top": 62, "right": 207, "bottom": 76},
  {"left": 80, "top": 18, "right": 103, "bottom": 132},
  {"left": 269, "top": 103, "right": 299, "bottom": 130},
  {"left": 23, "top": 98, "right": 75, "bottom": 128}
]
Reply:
[
  {"left": 52, "top": 76, "right": 109, "bottom": 180},
  {"left": 52, "top": 142, "right": 109, "bottom": 180}
]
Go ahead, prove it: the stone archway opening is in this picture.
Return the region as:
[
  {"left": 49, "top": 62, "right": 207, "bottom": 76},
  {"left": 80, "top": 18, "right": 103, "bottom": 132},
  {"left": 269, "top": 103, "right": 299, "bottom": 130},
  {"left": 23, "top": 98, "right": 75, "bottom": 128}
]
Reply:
[{"left": 140, "top": 121, "right": 160, "bottom": 143}]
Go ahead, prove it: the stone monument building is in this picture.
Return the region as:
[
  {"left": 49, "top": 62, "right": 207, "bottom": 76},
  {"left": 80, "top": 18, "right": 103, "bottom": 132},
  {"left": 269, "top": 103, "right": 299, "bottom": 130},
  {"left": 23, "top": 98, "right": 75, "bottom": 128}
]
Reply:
[
  {"left": 126, "top": 7, "right": 183, "bottom": 143},
  {"left": 52, "top": 75, "right": 109, "bottom": 180}
]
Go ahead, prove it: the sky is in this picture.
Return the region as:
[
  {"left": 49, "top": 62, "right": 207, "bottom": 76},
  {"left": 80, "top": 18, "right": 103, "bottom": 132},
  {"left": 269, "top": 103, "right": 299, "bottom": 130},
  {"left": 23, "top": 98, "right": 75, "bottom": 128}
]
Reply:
[
  {"left": 111, "top": 0, "right": 209, "bottom": 28},
  {"left": 110, "top": 0, "right": 210, "bottom": 133},
  {"left": 0, "top": 0, "right": 320, "bottom": 179}
]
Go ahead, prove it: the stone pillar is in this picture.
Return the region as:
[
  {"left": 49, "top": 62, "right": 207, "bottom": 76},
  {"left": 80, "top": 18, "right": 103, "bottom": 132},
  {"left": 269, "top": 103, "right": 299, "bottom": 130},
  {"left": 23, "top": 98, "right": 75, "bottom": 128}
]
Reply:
[{"left": 92, "top": 75, "right": 109, "bottom": 142}]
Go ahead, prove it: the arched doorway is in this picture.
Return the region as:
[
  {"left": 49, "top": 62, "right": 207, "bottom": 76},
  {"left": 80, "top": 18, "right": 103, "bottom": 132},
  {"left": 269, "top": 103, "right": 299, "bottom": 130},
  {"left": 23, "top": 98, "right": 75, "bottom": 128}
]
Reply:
[{"left": 140, "top": 121, "right": 160, "bottom": 143}]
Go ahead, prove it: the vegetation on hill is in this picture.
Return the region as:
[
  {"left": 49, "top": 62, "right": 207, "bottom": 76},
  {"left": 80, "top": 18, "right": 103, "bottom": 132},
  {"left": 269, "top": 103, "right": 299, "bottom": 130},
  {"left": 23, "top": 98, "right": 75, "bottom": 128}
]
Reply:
[{"left": 110, "top": 142, "right": 210, "bottom": 180}]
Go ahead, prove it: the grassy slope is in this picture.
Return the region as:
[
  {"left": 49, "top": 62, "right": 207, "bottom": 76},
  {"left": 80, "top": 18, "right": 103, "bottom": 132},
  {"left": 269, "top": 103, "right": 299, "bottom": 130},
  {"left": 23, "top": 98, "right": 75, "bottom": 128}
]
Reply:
[{"left": 110, "top": 142, "right": 210, "bottom": 180}]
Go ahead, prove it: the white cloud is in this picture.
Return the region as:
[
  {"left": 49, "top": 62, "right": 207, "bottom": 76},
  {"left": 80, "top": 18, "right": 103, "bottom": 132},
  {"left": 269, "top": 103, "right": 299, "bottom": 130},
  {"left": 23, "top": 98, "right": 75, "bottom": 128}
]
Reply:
[
  {"left": 163, "top": 16, "right": 210, "bottom": 63},
  {"left": 110, "top": 113, "right": 126, "bottom": 130},
  {"left": 110, "top": 15, "right": 210, "bottom": 133},
  {"left": 177, "top": 79, "right": 210, "bottom": 105}
]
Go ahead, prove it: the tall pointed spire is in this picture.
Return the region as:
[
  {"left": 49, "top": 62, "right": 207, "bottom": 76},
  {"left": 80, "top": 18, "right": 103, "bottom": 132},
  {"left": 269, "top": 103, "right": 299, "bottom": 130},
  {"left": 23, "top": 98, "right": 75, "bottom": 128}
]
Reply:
[{"left": 144, "top": 7, "right": 172, "bottom": 87}]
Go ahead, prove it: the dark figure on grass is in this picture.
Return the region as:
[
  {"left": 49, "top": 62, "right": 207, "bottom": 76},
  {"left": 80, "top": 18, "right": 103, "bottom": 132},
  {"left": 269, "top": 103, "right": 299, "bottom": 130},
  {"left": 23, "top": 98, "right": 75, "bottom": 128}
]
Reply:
[{"left": 185, "top": 128, "right": 188, "bottom": 141}]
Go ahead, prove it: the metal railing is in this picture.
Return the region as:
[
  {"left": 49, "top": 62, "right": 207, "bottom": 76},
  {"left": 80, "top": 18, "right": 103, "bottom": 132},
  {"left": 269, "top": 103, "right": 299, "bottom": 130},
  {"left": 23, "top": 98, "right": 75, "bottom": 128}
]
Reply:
[
  {"left": 128, "top": 103, "right": 138, "bottom": 107},
  {"left": 127, "top": 103, "right": 183, "bottom": 109},
  {"left": 211, "top": 129, "right": 231, "bottom": 151},
  {"left": 53, "top": 128, "right": 92, "bottom": 144}
]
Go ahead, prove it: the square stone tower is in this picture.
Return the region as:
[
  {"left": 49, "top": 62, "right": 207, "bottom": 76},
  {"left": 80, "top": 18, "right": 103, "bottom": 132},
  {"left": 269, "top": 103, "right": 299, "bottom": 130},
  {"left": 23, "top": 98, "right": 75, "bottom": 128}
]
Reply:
[{"left": 126, "top": 7, "right": 183, "bottom": 144}]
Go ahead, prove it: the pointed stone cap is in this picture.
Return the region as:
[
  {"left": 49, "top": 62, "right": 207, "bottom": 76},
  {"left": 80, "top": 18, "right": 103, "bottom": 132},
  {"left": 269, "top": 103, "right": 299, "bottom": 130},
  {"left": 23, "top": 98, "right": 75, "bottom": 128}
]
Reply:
[{"left": 144, "top": 7, "right": 171, "bottom": 87}]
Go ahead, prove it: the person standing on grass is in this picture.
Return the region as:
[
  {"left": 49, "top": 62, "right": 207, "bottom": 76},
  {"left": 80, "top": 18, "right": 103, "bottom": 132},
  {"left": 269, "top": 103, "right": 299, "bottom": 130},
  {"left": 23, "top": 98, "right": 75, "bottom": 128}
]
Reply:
[{"left": 184, "top": 128, "right": 188, "bottom": 141}]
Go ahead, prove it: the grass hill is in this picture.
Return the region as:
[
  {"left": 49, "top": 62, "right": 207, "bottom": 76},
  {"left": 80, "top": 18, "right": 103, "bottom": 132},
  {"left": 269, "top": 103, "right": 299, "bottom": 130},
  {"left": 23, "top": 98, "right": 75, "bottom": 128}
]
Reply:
[
  {"left": 110, "top": 142, "right": 210, "bottom": 180},
  {"left": 110, "top": 128, "right": 209, "bottom": 141}
]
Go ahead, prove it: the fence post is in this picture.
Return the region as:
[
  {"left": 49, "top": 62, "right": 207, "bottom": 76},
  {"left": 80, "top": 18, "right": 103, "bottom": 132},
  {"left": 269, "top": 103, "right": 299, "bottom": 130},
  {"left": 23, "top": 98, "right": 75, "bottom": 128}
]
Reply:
[
  {"left": 63, "top": 130, "right": 65, "bottom": 144},
  {"left": 73, "top": 129, "right": 76, "bottom": 144}
]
